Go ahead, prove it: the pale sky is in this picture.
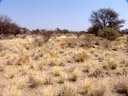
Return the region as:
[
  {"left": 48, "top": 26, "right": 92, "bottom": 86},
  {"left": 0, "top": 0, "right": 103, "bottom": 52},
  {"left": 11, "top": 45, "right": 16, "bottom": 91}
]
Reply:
[{"left": 0, "top": 0, "right": 128, "bottom": 31}]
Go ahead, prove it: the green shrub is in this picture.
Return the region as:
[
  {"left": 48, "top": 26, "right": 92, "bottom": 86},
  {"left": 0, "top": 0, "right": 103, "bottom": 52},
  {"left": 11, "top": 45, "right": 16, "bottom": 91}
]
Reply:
[
  {"left": 22, "top": 27, "right": 29, "bottom": 33},
  {"left": 98, "top": 27, "right": 120, "bottom": 40},
  {"left": 36, "top": 29, "right": 40, "bottom": 32}
]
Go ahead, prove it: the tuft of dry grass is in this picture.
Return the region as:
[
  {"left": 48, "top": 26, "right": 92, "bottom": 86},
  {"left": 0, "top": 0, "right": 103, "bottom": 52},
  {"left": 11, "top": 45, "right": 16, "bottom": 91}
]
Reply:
[
  {"left": 82, "top": 78, "right": 93, "bottom": 94},
  {"left": 5, "top": 67, "right": 18, "bottom": 79},
  {"left": 81, "top": 35, "right": 94, "bottom": 48},
  {"left": 3, "top": 85, "right": 23, "bottom": 96},
  {"left": 58, "top": 83, "right": 77, "bottom": 96},
  {"left": 102, "top": 40, "right": 110, "bottom": 50},
  {"left": 15, "top": 54, "right": 30, "bottom": 65},
  {"left": 44, "top": 76, "right": 53, "bottom": 85},
  {"left": 52, "top": 67, "right": 61, "bottom": 76},
  {"left": 59, "top": 72, "right": 67, "bottom": 84},
  {"left": 114, "top": 76, "right": 128, "bottom": 94},
  {"left": 32, "top": 61, "right": 45, "bottom": 70},
  {"left": 88, "top": 83, "right": 106, "bottom": 96},
  {"left": 48, "top": 57, "right": 57, "bottom": 66},
  {"left": 121, "top": 58, "right": 128, "bottom": 67},
  {"left": 71, "top": 69, "right": 81, "bottom": 81},
  {"left": 89, "top": 68, "right": 103, "bottom": 77},
  {"left": 10, "top": 75, "right": 29, "bottom": 90},
  {"left": 103, "top": 58, "right": 117, "bottom": 70},
  {"left": 32, "top": 37, "right": 44, "bottom": 47},
  {"left": 26, "top": 74, "right": 46, "bottom": 88},
  {"left": 83, "top": 64, "right": 91, "bottom": 73},
  {"left": 41, "top": 86, "right": 56, "bottom": 96}
]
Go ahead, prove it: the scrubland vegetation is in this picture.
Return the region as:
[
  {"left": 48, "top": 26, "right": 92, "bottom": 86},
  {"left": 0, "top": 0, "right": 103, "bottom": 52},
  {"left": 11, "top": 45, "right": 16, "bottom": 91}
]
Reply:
[{"left": 0, "top": 8, "right": 128, "bottom": 96}]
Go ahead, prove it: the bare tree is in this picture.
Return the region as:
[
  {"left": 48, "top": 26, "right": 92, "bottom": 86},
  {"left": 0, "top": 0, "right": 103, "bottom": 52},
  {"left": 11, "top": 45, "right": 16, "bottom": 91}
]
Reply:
[{"left": 89, "top": 8, "right": 125, "bottom": 30}]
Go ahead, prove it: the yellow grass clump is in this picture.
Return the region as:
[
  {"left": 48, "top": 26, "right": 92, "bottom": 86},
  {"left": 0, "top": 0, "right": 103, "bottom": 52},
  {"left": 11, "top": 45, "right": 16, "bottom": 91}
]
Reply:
[
  {"left": 3, "top": 85, "right": 23, "bottom": 96},
  {"left": 71, "top": 69, "right": 81, "bottom": 81},
  {"left": 114, "top": 76, "right": 128, "bottom": 94},
  {"left": 52, "top": 66, "right": 61, "bottom": 76},
  {"left": 59, "top": 83, "right": 77, "bottom": 96},
  {"left": 59, "top": 72, "right": 67, "bottom": 84}
]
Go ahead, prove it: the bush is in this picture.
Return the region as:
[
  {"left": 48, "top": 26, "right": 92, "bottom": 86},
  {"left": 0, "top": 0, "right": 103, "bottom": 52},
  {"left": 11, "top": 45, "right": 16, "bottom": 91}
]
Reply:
[
  {"left": 22, "top": 27, "right": 29, "bottom": 33},
  {"left": 98, "top": 27, "right": 120, "bottom": 40},
  {"left": 87, "top": 26, "right": 99, "bottom": 36},
  {"left": 36, "top": 28, "right": 40, "bottom": 32},
  {"left": 0, "top": 15, "right": 21, "bottom": 35}
]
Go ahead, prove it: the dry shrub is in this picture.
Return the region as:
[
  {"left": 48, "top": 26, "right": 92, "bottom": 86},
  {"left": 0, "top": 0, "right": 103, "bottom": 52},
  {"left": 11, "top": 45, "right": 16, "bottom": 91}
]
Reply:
[
  {"left": 32, "top": 37, "right": 44, "bottom": 47},
  {"left": 22, "top": 43, "right": 31, "bottom": 50},
  {"left": 114, "top": 76, "right": 128, "bottom": 94},
  {"left": 75, "top": 53, "right": 90, "bottom": 62},
  {"left": 33, "top": 52, "right": 42, "bottom": 60},
  {"left": 81, "top": 45, "right": 89, "bottom": 50},
  {"left": 89, "top": 68, "right": 103, "bottom": 77},
  {"left": 58, "top": 83, "right": 77, "bottom": 96},
  {"left": 81, "top": 35, "right": 94, "bottom": 48},
  {"left": 50, "top": 52, "right": 58, "bottom": 57},
  {"left": 75, "top": 31, "right": 85, "bottom": 38},
  {"left": 64, "top": 38, "right": 78, "bottom": 48},
  {"left": 102, "top": 40, "right": 110, "bottom": 50},
  {"left": 103, "top": 58, "right": 117, "bottom": 70},
  {"left": 60, "top": 43, "right": 67, "bottom": 49},
  {"left": 15, "top": 54, "right": 30, "bottom": 65},
  {"left": 44, "top": 76, "right": 53, "bottom": 85},
  {"left": 48, "top": 57, "right": 63, "bottom": 66},
  {"left": 42, "top": 31, "right": 53, "bottom": 42},
  {"left": 0, "top": 15, "right": 21, "bottom": 35},
  {"left": 88, "top": 83, "right": 106, "bottom": 96}
]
